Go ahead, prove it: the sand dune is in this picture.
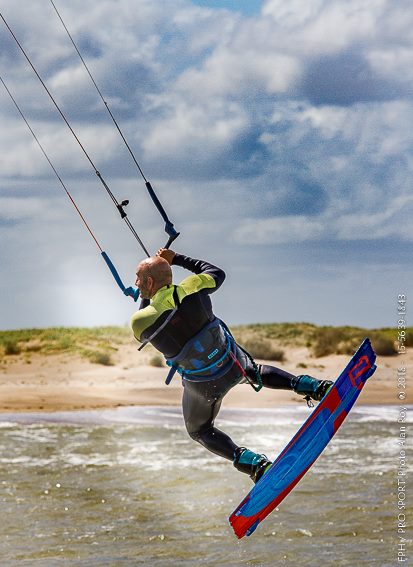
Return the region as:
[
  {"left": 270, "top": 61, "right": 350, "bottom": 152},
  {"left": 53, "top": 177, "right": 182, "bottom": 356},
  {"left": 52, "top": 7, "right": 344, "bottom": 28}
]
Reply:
[{"left": 0, "top": 340, "right": 404, "bottom": 412}]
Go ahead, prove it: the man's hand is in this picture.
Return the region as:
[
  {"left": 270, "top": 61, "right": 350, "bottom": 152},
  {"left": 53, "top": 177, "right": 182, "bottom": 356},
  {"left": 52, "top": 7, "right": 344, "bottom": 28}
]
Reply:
[{"left": 156, "top": 248, "right": 176, "bottom": 265}]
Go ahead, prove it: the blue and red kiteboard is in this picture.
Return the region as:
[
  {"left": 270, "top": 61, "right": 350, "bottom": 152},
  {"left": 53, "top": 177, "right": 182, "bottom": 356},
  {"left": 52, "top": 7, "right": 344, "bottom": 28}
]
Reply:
[{"left": 229, "top": 338, "right": 377, "bottom": 539}]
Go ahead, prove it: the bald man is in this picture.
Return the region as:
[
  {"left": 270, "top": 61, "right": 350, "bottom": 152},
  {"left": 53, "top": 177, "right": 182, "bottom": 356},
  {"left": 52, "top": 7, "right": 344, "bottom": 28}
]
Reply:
[{"left": 131, "top": 250, "right": 333, "bottom": 483}]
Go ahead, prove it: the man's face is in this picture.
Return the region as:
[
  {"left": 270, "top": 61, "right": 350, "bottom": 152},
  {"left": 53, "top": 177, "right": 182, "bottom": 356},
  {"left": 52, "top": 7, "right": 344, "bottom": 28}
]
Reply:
[{"left": 135, "top": 266, "right": 153, "bottom": 299}]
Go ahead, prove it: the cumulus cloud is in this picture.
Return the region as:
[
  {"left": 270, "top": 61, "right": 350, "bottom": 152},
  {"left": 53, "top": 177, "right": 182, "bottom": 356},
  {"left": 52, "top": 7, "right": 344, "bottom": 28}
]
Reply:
[
  {"left": 233, "top": 215, "right": 325, "bottom": 244},
  {"left": 0, "top": 0, "right": 412, "bottom": 328}
]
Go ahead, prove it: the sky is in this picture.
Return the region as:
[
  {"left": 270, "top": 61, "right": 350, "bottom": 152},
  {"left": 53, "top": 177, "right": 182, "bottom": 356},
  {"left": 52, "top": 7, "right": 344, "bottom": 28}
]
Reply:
[{"left": 0, "top": 0, "right": 412, "bottom": 331}]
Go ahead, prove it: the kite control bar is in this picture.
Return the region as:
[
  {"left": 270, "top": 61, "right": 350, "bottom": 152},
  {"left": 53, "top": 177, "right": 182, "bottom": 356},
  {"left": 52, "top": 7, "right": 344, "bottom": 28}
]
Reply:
[{"left": 101, "top": 252, "right": 140, "bottom": 302}]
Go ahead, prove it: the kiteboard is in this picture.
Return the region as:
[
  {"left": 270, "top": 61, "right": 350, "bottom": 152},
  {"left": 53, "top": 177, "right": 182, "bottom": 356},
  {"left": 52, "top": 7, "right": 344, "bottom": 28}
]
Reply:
[{"left": 229, "top": 337, "right": 377, "bottom": 539}]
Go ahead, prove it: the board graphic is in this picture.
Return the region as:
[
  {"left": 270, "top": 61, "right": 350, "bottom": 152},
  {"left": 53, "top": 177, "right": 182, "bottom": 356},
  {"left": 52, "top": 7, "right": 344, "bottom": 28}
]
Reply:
[{"left": 229, "top": 338, "right": 377, "bottom": 538}]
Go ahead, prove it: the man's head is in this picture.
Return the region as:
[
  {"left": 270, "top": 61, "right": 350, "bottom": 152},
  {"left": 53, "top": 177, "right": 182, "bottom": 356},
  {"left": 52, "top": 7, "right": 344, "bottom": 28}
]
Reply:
[{"left": 135, "top": 256, "right": 172, "bottom": 299}]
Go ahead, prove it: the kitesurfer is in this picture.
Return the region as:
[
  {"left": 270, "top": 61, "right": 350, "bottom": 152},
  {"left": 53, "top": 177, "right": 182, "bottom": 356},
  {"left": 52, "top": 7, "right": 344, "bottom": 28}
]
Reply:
[{"left": 131, "top": 250, "right": 333, "bottom": 483}]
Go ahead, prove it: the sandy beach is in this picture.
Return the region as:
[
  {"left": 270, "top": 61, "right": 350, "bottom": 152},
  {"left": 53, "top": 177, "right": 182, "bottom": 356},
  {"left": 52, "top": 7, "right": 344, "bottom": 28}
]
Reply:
[{"left": 0, "top": 339, "right": 404, "bottom": 412}]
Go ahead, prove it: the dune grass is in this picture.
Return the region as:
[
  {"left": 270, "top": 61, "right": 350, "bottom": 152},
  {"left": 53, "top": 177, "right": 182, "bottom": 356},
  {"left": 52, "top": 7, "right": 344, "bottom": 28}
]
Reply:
[
  {"left": 230, "top": 322, "right": 411, "bottom": 358},
  {"left": 0, "top": 326, "right": 130, "bottom": 366},
  {"left": 0, "top": 323, "right": 410, "bottom": 364}
]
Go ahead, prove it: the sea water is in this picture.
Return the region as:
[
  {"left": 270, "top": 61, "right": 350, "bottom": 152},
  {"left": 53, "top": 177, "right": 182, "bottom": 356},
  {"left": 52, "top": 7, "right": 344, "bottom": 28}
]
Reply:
[{"left": 0, "top": 406, "right": 406, "bottom": 566}]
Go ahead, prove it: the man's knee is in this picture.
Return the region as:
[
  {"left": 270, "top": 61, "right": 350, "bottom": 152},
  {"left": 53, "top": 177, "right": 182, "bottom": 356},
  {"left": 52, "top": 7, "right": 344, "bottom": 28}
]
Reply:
[
  {"left": 186, "top": 425, "right": 201, "bottom": 443},
  {"left": 185, "top": 421, "right": 212, "bottom": 445}
]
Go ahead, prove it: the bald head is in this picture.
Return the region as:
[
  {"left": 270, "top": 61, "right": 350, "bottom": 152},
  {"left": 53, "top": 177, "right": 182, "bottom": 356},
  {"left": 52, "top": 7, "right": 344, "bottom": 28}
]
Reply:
[{"left": 135, "top": 256, "right": 172, "bottom": 299}]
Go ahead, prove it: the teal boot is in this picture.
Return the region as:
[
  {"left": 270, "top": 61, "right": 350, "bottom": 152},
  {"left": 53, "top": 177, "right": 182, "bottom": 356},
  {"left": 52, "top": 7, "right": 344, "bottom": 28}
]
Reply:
[
  {"left": 292, "top": 375, "right": 333, "bottom": 405},
  {"left": 233, "top": 447, "right": 272, "bottom": 483}
]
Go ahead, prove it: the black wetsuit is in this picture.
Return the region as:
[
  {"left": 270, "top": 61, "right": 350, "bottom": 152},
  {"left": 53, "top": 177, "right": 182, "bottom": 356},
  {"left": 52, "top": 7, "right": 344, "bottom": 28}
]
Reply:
[{"left": 131, "top": 254, "right": 296, "bottom": 463}]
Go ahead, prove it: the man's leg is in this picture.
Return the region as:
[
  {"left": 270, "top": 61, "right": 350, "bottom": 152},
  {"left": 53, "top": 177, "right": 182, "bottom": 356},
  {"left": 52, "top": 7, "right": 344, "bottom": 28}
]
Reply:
[
  {"left": 182, "top": 377, "right": 270, "bottom": 482},
  {"left": 257, "top": 364, "right": 296, "bottom": 389},
  {"left": 182, "top": 379, "right": 237, "bottom": 461},
  {"left": 247, "top": 363, "right": 333, "bottom": 401}
]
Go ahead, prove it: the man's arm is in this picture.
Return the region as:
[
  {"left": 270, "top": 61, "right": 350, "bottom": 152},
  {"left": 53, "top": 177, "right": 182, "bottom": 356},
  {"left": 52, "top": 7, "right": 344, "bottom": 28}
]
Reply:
[
  {"left": 172, "top": 253, "right": 226, "bottom": 290},
  {"left": 156, "top": 248, "right": 226, "bottom": 292}
]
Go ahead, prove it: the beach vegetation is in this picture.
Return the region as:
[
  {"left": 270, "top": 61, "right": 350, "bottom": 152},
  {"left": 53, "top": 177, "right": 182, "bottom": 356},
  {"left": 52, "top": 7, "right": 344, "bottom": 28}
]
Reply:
[
  {"left": 148, "top": 354, "right": 165, "bottom": 367},
  {"left": 0, "top": 323, "right": 409, "bottom": 364},
  {"left": 310, "top": 326, "right": 399, "bottom": 357},
  {"left": 86, "top": 351, "right": 114, "bottom": 366},
  {"left": 240, "top": 337, "right": 285, "bottom": 362},
  {"left": 370, "top": 335, "right": 397, "bottom": 356},
  {"left": 4, "top": 340, "right": 21, "bottom": 355},
  {"left": 0, "top": 327, "right": 128, "bottom": 364}
]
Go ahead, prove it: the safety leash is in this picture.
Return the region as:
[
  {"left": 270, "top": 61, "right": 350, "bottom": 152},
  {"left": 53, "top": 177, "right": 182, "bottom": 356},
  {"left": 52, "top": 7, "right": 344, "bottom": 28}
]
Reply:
[{"left": 219, "top": 322, "right": 263, "bottom": 392}]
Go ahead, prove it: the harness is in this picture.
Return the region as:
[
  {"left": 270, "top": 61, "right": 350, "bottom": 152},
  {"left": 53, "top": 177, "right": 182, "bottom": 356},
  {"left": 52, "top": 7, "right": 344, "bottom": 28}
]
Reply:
[
  {"left": 137, "top": 285, "right": 263, "bottom": 391},
  {"left": 165, "top": 317, "right": 235, "bottom": 384},
  {"left": 165, "top": 319, "right": 263, "bottom": 392}
]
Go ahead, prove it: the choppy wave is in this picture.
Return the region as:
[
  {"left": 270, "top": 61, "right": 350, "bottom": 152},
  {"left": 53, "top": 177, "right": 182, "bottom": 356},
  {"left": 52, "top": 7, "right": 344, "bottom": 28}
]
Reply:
[
  {"left": 0, "top": 405, "right": 406, "bottom": 566},
  {"left": 0, "top": 403, "right": 404, "bottom": 426}
]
